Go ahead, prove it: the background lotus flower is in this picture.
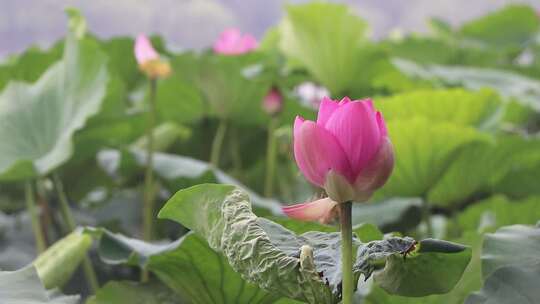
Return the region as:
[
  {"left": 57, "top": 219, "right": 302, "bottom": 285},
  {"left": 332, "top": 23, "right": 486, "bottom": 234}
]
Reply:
[
  {"left": 284, "top": 97, "right": 394, "bottom": 222},
  {"left": 134, "top": 34, "right": 171, "bottom": 78},
  {"left": 262, "top": 87, "right": 283, "bottom": 115},
  {"left": 213, "top": 28, "right": 258, "bottom": 55},
  {"left": 135, "top": 34, "right": 159, "bottom": 65}
]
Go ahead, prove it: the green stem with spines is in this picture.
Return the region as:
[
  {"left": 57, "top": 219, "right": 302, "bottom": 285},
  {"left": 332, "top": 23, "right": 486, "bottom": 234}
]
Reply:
[
  {"left": 52, "top": 173, "right": 99, "bottom": 293},
  {"left": 143, "top": 79, "right": 157, "bottom": 242},
  {"left": 210, "top": 119, "right": 228, "bottom": 168},
  {"left": 340, "top": 201, "right": 353, "bottom": 304},
  {"left": 264, "top": 117, "right": 278, "bottom": 197},
  {"left": 421, "top": 198, "right": 433, "bottom": 238},
  {"left": 141, "top": 79, "right": 158, "bottom": 282},
  {"left": 24, "top": 181, "right": 46, "bottom": 254}
]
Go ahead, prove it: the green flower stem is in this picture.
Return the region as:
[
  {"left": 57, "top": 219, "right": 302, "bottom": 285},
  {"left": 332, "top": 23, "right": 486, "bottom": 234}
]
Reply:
[
  {"left": 24, "top": 181, "right": 46, "bottom": 254},
  {"left": 52, "top": 174, "right": 76, "bottom": 230},
  {"left": 421, "top": 198, "right": 433, "bottom": 238},
  {"left": 264, "top": 117, "right": 278, "bottom": 197},
  {"left": 141, "top": 79, "right": 158, "bottom": 283},
  {"left": 143, "top": 78, "right": 158, "bottom": 242},
  {"left": 52, "top": 173, "right": 99, "bottom": 293},
  {"left": 229, "top": 127, "right": 243, "bottom": 176},
  {"left": 210, "top": 118, "right": 228, "bottom": 168},
  {"left": 340, "top": 201, "right": 353, "bottom": 304}
]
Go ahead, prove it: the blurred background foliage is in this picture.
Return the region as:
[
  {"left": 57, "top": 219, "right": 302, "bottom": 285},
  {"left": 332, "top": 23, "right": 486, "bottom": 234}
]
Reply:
[{"left": 1, "top": 1, "right": 540, "bottom": 304}]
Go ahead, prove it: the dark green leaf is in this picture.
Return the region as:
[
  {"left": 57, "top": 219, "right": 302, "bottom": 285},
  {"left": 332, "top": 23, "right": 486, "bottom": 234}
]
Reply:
[
  {"left": 159, "top": 184, "right": 470, "bottom": 302},
  {"left": 465, "top": 224, "right": 540, "bottom": 304},
  {"left": 86, "top": 281, "right": 182, "bottom": 304},
  {"left": 458, "top": 196, "right": 540, "bottom": 233},
  {"left": 92, "top": 229, "right": 278, "bottom": 304},
  {"left": 459, "top": 5, "right": 540, "bottom": 48},
  {"left": 279, "top": 2, "right": 368, "bottom": 94}
]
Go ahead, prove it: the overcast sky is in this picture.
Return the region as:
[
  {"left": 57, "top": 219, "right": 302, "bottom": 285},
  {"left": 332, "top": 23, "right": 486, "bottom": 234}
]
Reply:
[{"left": 1, "top": 0, "right": 539, "bottom": 57}]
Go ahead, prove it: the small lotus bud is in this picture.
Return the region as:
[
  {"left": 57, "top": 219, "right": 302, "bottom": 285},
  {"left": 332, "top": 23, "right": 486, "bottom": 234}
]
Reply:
[
  {"left": 262, "top": 87, "right": 283, "bottom": 116},
  {"left": 134, "top": 34, "right": 171, "bottom": 79}
]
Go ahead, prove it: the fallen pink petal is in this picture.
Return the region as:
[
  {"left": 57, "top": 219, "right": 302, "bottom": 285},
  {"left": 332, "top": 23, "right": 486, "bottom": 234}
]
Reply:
[{"left": 282, "top": 198, "right": 338, "bottom": 223}]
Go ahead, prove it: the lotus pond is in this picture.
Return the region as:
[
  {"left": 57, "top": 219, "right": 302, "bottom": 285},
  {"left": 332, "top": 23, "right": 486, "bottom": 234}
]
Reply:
[{"left": 1, "top": 3, "right": 540, "bottom": 304}]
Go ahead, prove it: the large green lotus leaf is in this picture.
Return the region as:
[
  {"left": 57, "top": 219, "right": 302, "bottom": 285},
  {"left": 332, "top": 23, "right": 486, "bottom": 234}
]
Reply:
[
  {"left": 392, "top": 58, "right": 540, "bottom": 112},
  {"left": 427, "top": 138, "right": 517, "bottom": 206},
  {"left": 92, "top": 229, "right": 278, "bottom": 304},
  {"left": 494, "top": 137, "right": 540, "bottom": 198},
  {"left": 155, "top": 74, "right": 204, "bottom": 125},
  {"left": 352, "top": 198, "right": 423, "bottom": 233},
  {"left": 269, "top": 217, "right": 384, "bottom": 242},
  {"left": 0, "top": 42, "right": 63, "bottom": 91},
  {"left": 94, "top": 37, "right": 139, "bottom": 89},
  {"left": 465, "top": 224, "right": 540, "bottom": 304},
  {"left": 383, "top": 37, "right": 453, "bottom": 64},
  {"left": 172, "top": 51, "right": 272, "bottom": 126},
  {"left": 379, "top": 117, "right": 489, "bottom": 198},
  {"left": 458, "top": 196, "right": 540, "bottom": 233},
  {"left": 278, "top": 2, "right": 367, "bottom": 94},
  {"left": 130, "top": 122, "right": 191, "bottom": 152},
  {"left": 159, "top": 184, "right": 470, "bottom": 302},
  {"left": 369, "top": 239, "right": 471, "bottom": 297},
  {"left": 33, "top": 230, "right": 93, "bottom": 289},
  {"left": 376, "top": 89, "right": 503, "bottom": 130},
  {"left": 97, "top": 148, "right": 284, "bottom": 215},
  {"left": 365, "top": 232, "right": 483, "bottom": 304},
  {"left": 459, "top": 5, "right": 540, "bottom": 48},
  {"left": 0, "top": 266, "right": 79, "bottom": 304},
  {"left": 382, "top": 34, "right": 507, "bottom": 68},
  {"left": 480, "top": 224, "right": 540, "bottom": 279},
  {"left": 465, "top": 264, "right": 540, "bottom": 304},
  {"left": 0, "top": 34, "right": 108, "bottom": 181},
  {"left": 368, "top": 56, "right": 433, "bottom": 94},
  {"left": 86, "top": 281, "right": 181, "bottom": 304}
]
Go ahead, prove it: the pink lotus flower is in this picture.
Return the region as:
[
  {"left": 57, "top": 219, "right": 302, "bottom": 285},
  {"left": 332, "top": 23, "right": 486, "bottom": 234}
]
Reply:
[
  {"left": 262, "top": 87, "right": 283, "bottom": 115},
  {"left": 134, "top": 34, "right": 171, "bottom": 79},
  {"left": 135, "top": 34, "right": 159, "bottom": 65},
  {"left": 213, "top": 28, "right": 258, "bottom": 55},
  {"left": 283, "top": 97, "right": 394, "bottom": 222}
]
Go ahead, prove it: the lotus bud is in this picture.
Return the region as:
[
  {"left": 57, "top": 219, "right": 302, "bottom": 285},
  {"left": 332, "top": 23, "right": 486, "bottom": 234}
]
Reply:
[
  {"left": 134, "top": 34, "right": 171, "bottom": 79},
  {"left": 262, "top": 87, "right": 283, "bottom": 116}
]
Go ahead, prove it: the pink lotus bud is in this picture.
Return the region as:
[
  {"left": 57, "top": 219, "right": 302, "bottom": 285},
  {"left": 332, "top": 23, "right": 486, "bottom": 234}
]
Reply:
[
  {"left": 282, "top": 198, "right": 338, "bottom": 224},
  {"left": 134, "top": 34, "right": 171, "bottom": 79},
  {"left": 292, "top": 97, "right": 394, "bottom": 203},
  {"left": 262, "top": 87, "right": 283, "bottom": 115},
  {"left": 135, "top": 34, "right": 159, "bottom": 65},
  {"left": 213, "top": 28, "right": 258, "bottom": 55}
]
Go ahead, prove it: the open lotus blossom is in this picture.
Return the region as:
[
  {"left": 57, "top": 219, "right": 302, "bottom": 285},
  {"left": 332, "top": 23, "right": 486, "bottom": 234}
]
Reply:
[
  {"left": 213, "top": 28, "right": 258, "bottom": 55},
  {"left": 134, "top": 34, "right": 171, "bottom": 79},
  {"left": 283, "top": 97, "right": 394, "bottom": 223},
  {"left": 262, "top": 87, "right": 283, "bottom": 116}
]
